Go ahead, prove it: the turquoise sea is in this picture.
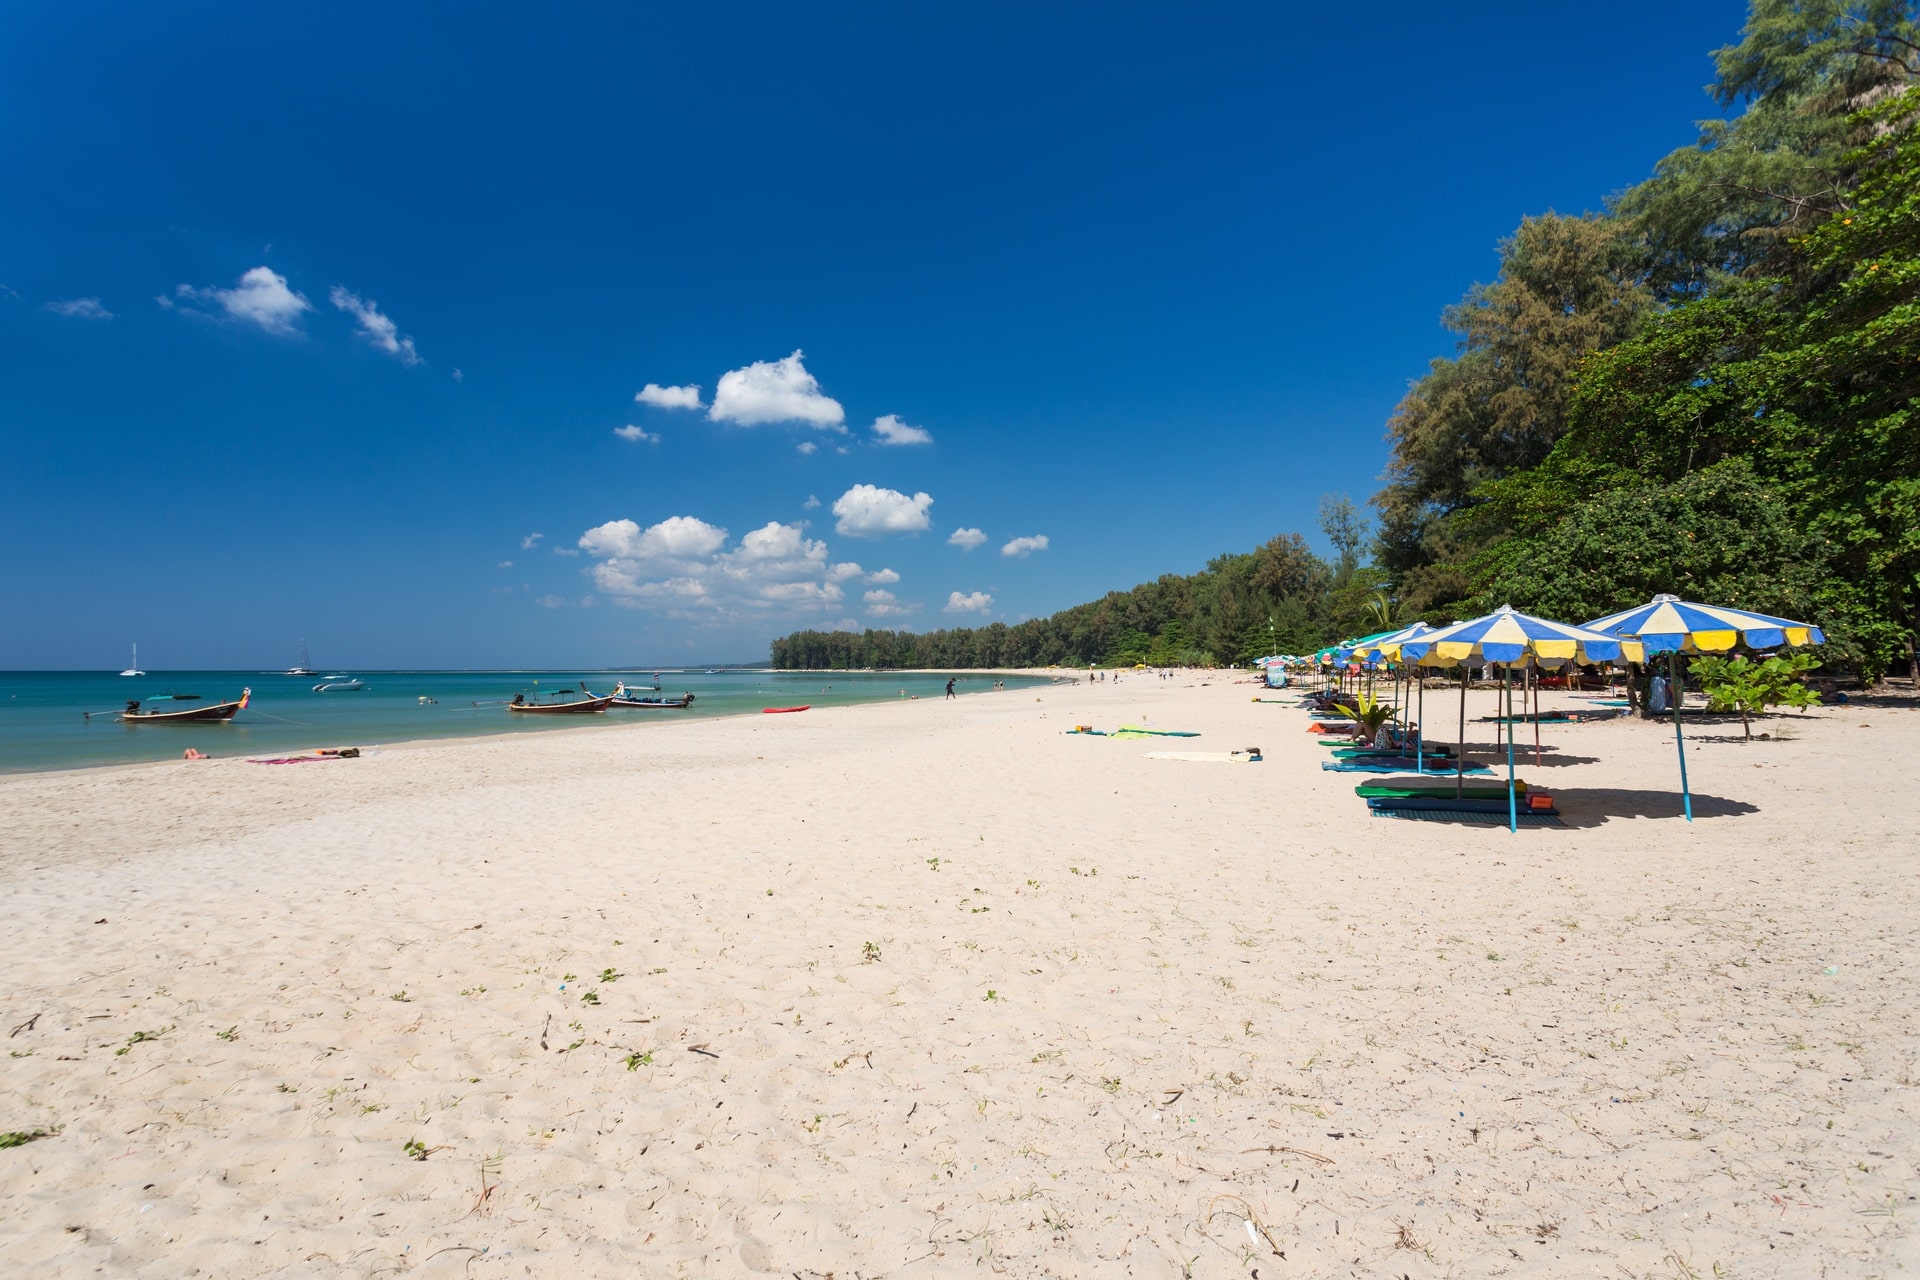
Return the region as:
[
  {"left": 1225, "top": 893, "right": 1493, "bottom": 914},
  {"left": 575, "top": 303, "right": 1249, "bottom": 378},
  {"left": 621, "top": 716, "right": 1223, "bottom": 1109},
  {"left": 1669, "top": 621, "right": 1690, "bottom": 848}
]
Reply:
[{"left": 0, "top": 670, "right": 1050, "bottom": 774}]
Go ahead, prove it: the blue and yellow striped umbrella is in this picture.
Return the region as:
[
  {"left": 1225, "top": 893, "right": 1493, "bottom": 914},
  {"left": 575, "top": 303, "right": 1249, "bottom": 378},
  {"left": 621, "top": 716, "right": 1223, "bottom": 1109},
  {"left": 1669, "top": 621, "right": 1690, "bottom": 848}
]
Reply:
[
  {"left": 1582, "top": 594, "right": 1824, "bottom": 823},
  {"left": 1389, "top": 607, "right": 1642, "bottom": 832},
  {"left": 1401, "top": 606, "right": 1645, "bottom": 668},
  {"left": 1581, "top": 594, "right": 1825, "bottom": 655},
  {"left": 1352, "top": 620, "right": 1435, "bottom": 663}
]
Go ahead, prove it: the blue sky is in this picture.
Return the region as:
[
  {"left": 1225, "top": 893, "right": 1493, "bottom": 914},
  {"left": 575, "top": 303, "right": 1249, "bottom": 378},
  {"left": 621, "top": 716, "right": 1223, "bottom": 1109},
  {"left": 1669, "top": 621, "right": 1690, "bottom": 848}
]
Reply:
[{"left": 1, "top": 2, "right": 1747, "bottom": 668}]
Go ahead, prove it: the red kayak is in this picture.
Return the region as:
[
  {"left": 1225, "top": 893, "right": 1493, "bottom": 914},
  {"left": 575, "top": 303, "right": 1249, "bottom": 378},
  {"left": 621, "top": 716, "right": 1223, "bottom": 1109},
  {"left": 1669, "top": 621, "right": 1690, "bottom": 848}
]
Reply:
[{"left": 762, "top": 705, "right": 810, "bottom": 714}]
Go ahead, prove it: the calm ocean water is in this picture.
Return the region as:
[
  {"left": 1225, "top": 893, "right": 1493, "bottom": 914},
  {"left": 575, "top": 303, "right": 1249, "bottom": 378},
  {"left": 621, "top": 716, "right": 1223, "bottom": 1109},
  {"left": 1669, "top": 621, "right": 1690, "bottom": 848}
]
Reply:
[{"left": 0, "top": 670, "right": 1050, "bottom": 774}]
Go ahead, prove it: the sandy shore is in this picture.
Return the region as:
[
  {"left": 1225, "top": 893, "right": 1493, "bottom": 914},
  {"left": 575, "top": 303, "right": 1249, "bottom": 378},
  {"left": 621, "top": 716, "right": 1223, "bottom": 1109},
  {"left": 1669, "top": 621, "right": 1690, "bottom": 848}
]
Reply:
[{"left": 1, "top": 676, "right": 1915, "bottom": 1277}]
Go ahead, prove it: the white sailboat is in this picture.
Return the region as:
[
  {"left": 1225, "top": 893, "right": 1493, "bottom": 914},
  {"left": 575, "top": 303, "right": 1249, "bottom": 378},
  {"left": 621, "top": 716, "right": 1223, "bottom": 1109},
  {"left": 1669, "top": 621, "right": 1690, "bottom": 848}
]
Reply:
[
  {"left": 285, "top": 640, "right": 316, "bottom": 677},
  {"left": 120, "top": 644, "right": 145, "bottom": 677}
]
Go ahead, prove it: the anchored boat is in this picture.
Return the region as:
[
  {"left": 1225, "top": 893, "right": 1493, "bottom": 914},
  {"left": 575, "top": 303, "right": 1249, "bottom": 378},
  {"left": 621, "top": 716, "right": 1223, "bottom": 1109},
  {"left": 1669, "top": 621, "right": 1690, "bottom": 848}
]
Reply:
[
  {"left": 608, "top": 682, "right": 695, "bottom": 709},
  {"left": 507, "top": 685, "right": 611, "bottom": 714},
  {"left": 122, "top": 688, "right": 251, "bottom": 723}
]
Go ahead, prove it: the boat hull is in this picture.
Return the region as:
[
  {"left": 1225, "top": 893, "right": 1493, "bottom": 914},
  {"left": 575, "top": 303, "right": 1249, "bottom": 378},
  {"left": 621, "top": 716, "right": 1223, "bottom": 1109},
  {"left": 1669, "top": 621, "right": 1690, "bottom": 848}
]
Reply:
[
  {"left": 609, "top": 697, "right": 693, "bottom": 709},
  {"left": 123, "top": 700, "right": 243, "bottom": 723},
  {"left": 507, "top": 696, "right": 613, "bottom": 714}
]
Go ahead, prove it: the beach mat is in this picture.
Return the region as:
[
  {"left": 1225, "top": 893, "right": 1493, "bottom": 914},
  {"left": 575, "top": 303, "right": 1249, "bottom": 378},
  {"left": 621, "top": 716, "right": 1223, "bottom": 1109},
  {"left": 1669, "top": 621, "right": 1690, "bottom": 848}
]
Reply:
[
  {"left": 1370, "top": 808, "right": 1566, "bottom": 827},
  {"left": 1144, "top": 750, "right": 1262, "bottom": 763},
  {"left": 1112, "top": 725, "right": 1201, "bottom": 738},
  {"left": 1355, "top": 783, "right": 1522, "bottom": 800},
  {"left": 1369, "top": 796, "right": 1556, "bottom": 816},
  {"left": 1324, "top": 759, "right": 1492, "bottom": 774}
]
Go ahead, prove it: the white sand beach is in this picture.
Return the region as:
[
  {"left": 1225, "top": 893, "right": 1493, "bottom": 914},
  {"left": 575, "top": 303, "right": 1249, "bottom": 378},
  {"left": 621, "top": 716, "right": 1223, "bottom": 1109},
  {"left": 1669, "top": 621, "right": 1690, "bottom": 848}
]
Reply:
[{"left": 1, "top": 676, "right": 1915, "bottom": 1277}]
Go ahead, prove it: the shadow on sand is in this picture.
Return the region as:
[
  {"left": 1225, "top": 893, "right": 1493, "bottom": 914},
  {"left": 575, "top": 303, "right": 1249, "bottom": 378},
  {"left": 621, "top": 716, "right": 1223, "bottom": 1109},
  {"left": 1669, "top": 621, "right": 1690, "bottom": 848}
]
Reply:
[
  {"left": 1442, "top": 741, "right": 1602, "bottom": 769},
  {"left": 1552, "top": 787, "right": 1760, "bottom": 829}
]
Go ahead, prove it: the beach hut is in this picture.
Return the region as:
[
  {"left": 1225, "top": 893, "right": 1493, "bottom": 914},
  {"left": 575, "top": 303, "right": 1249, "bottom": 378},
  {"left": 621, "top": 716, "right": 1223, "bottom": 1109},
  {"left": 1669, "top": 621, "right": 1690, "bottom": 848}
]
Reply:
[
  {"left": 1402, "top": 607, "right": 1644, "bottom": 832},
  {"left": 1582, "top": 595, "right": 1826, "bottom": 822}
]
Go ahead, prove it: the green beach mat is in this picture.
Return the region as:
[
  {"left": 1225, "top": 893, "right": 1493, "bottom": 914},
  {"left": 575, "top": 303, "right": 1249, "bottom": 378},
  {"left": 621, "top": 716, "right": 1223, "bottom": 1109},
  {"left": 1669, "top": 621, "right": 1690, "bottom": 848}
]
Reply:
[
  {"left": 1111, "top": 725, "right": 1201, "bottom": 738},
  {"left": 1354, "top": 782, "right": 1520, "bottom": 800}
]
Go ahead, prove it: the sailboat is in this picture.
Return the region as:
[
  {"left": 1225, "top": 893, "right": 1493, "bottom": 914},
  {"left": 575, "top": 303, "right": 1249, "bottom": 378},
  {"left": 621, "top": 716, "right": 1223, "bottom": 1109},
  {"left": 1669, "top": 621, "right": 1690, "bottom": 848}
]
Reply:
[
  {"left": 285, "top": 640, "right": 316, "bottom": 677},
  {"left": 120, "top": 644, "right": 145, "bottom": 677}
]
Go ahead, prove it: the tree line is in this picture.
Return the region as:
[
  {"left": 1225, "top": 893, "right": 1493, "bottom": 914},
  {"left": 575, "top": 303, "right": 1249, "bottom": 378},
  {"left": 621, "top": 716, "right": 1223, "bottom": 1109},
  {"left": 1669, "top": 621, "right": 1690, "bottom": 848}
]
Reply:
[{"left": 777, "top": 3, "right": 1920, "bottom": 677}]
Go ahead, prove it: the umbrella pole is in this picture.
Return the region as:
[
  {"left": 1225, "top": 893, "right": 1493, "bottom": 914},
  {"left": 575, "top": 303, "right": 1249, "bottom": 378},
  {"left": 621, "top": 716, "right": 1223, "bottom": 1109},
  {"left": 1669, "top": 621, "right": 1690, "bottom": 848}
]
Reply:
[
  {"left": 1531, "top": 663, "right": 1542, "bottom": 767},
  {"left": 1455, "top": 666, "right": 1469, "bottom": 800},
  {"left": 1671, "top": 651, "right": 1693, "bottom": 822},
  {"left": 1505, "top": 665, "right": 1518, "bottom": 833},
  {"left": 1416, "top": 669, "right": 1425, "bottom": 776}
]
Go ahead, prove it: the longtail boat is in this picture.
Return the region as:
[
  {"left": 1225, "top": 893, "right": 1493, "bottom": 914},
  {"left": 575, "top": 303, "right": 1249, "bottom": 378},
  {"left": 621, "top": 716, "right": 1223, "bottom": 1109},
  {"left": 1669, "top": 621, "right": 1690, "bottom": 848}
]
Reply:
[
  {"left": 607, "top": 682, "right": 695, "bottom": 709},
  {"left": 122, "top": 688, "right": 250, "bottom": 723},
  {"left": 507, "top": 687, "right": 612, "bottom": 714}
]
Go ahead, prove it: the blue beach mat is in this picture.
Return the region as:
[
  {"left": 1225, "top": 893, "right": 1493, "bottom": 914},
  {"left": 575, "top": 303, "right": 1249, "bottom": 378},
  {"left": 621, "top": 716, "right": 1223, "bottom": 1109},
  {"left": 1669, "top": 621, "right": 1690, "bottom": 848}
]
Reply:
[{"left": 1370, "top": 808, "right": 1566, "bottom": 827}]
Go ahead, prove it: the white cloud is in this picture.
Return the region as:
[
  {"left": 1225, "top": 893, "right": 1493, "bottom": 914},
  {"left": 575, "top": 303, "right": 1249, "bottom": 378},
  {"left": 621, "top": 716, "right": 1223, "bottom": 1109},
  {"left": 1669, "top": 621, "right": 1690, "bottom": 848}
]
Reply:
[
  {"left": 867, "top": 567, "right": 900, "bottom": 585},
  {"left": 709, "top": 350, "right": 845, "bottom": 428},
  {"left": 577, "top": 513, "right": 869, "bottom": 622},
  {"left": 796, "top": 441, "right": 817, "bottom": 455},
  {"left": 947, "top": 527, "right": 988, "bottom": 551},
  {"left": 944, "top": 590, "right": 993, "bottom": 614},
  {"left": 498, "top": 559, "right": 514, "bottom": 569},
  {"left": 579, "top": 515, "right": 729, "bottom": 564},
  {"left": 1001, "top": 534, "right": 1050, "bottom": 558},
  {"left": 833, "top": 617, "right": 860, "bottom": 632},
  {"left": 45, "top": 297, "right": 111, "bottom": 319},
  {"left": 452, "top": 368, "right": 464, "bottom": 383},
  {"left": 521, "top": 532, "right": 544, "bottom": 549},
  {"left": 870, "top": 413, "right": 932, "bottom": 446},
  {"left": 552, "top": 546, "right": 580, "bottom": 556},
  {"left": 175, "top": 266, "right": 312, "bottom": 334},
  {"left": 329, "top": 286, "right": 421, "bottom": 365},
  {"left": 863, "top": 589, "right": 918, "bottom": 617},
  {"left": 803, "top": 494, "right": 821, "bottom": 510},
  {"left": 636, "top": 383, "right": 703, "bottom": 410},
  {"left": 536, "top": 594, "right": 570, "bottom": 608},
  {"left": 832, "top": 484, "right": 933, "bottom": 538},
  {"left": 615, "top": 424, "right": 660, "bottom": 443}
]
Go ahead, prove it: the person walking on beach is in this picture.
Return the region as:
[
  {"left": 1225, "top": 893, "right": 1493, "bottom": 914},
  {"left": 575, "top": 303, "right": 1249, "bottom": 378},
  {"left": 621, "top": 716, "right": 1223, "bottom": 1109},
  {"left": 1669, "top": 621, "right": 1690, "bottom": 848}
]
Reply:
[{"left": 945, "top": 678, "right": 956, "bottom": 700}]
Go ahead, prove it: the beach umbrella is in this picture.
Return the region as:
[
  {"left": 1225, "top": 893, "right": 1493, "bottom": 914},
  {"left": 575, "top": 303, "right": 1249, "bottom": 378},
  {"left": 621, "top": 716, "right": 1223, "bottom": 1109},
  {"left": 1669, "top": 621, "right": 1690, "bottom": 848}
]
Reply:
[
  {"left": 1583, "top": 594, "right": 1826, "bottom": 822},
  {"left": 1355, "top": 622, "right": 1436, "bottom": 772},
  {"left": 1403, "top": 606, "right": 1645, "bottom": 831}
]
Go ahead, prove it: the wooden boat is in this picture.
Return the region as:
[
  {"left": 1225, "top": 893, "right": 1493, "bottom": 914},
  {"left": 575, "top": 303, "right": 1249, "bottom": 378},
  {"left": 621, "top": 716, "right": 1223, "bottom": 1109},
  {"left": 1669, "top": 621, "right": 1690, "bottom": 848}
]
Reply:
[
  {"left": 122, "top": 689, "right": 250, "bottom": 723},
  {"left": 762, "top": 705, "right": 809, "bottom": 714},
  {"left": 507, "top": 689, "right": 612, "bottom": 714},
  {"left": 607, "top": 682, "right": 695, "bottom": 709}
]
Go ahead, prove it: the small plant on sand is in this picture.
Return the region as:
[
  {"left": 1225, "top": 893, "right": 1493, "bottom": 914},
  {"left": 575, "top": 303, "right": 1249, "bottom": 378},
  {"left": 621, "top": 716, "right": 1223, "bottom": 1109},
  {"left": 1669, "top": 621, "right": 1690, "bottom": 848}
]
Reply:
[
  {"left": 404, "top": 1139, "right": 428, "bottom": 1160},
  {"left": 1691, "top": 652, "right": 1822, "bottom": 740},
  {"left": 0, "top": 1129, "right": 55, "bottom": 1149},
  {"left": 215, "top": 1025, "right": 238, "bottom": 1041},
  {"left": 983, "top": 989, "right": 1000, "bottom": 1002},
  {"left": 389, "top": 991, "right": 411, "bottom": 1003},
  {"left": 599, "top": 968, "right": 622, "bottom": 984},
  {"left": 580, "top": 990, "right": 600, "bottom": 1006},
  {"left": 862, "top": 941, "right": 881, "bottom": 963},
  {"left": 625, "top": 1051, "right": 652, "bottom": 1070},
  {"left": 1332, "top": 691, "right": 1397, "bottom": 740},
  {"left": 115, "top": 1027, "right": 172, "bottom": 1056},
  {"left": 926, "top": 858, "right": 941, "bottom": 871}
]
